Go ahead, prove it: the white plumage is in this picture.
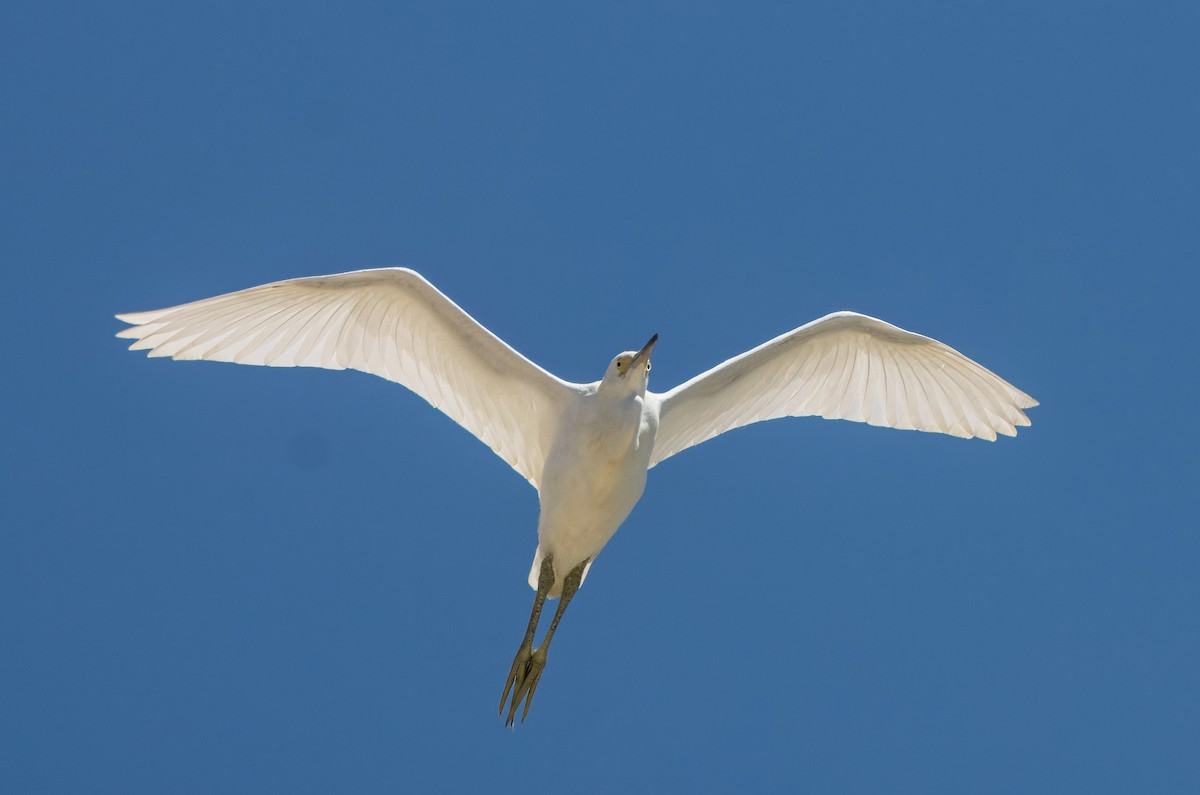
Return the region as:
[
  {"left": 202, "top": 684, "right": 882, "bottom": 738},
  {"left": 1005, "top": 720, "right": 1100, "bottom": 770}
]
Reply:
[
  {"left": 653, "top": 311, "right": 1036, "bottom": 462},
  {"left": 117, "top": 266, "right": 1037, "bottom": 723},
  {"left": 118, "top": 268, "right": 575, "bottom": 488}
]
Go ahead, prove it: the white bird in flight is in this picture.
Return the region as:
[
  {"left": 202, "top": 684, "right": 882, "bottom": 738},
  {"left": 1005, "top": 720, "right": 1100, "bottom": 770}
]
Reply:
[{"left": 116, "top": 267, "right": 1037, "bottom": 725}]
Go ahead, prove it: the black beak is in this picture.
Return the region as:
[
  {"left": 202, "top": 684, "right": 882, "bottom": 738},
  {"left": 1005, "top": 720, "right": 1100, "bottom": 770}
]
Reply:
[{"left": 629, "top": 333, "right": 659, "bottom": 371}]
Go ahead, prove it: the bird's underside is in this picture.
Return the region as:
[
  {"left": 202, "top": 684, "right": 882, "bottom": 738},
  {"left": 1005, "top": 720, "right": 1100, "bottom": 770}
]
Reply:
[{"left": 116, "top": 266, "right": 1038, "bottom": 725}]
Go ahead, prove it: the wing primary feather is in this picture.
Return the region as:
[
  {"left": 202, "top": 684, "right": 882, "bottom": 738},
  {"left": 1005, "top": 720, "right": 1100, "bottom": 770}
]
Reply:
[
  {"left": 175, "top": 292, "right": 297, "bottom": 361},
  {"left": 228, "top": 299, "right": 314, "bottom": 365},
  {"left": 946, "top": 356, "right": 1008, "bottom": 438},
  {"left": 917, "top": 356, "right": 969, "bottom": 438},
  {"left": 262, "top": 302, "right": 322, "bottom": 366}
]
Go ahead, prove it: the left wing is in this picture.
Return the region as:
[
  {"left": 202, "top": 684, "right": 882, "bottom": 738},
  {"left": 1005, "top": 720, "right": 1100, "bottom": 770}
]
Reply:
[{"left": 117, "top": 268, "right": 580, "bottom": 489}]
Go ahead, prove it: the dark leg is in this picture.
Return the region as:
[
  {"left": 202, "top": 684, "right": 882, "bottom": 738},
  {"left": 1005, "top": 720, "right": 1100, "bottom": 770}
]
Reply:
[
  {"left": 499, "top": 554, "right": 554, "bottom": 724},
  {"left": 506, "top": 558, "right": 588, "bottom": 725}
]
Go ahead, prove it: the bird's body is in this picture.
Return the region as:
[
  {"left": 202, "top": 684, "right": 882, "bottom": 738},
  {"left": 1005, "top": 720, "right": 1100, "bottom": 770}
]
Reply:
[
  {"left": 116, "top": 266, "right": 1037, "bottom": 724},
  {"left": 533, "top": 365, "right": 658, "bottom": 597}
]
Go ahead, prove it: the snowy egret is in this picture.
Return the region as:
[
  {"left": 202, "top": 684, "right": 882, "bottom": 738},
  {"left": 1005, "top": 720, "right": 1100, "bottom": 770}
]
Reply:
[{"left": 116, "top": 267, "right": 1037, "bottom": 725}]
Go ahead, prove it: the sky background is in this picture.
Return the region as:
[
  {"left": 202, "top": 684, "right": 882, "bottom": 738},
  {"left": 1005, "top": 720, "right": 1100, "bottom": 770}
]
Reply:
[{"left": 3, "top": 2, "right": 1198, "bottom": 792}]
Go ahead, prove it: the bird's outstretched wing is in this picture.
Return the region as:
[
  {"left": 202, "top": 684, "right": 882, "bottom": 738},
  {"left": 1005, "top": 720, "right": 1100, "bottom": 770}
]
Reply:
[
  {"left": 650, "top": 312, "right": 1037, "bottom": 467},
  {"left": 117, "top": 268, "right": 578, "bottom": 489}
]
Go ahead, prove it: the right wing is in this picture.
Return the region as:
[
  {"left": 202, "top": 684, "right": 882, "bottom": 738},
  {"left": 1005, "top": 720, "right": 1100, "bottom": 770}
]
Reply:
[
  {"left": 117, "top": 268, "right": 580, "bottom": 489},
  {"left": 651, "top": 311, "right": 1037, "bottom": 467}
]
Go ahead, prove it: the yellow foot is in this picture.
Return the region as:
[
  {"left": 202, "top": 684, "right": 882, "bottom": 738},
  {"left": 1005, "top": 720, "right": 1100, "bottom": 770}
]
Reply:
[
  {"left": 499, "top": 641, "right": 531, "bottom": 720},
  {"left": 500, "top": 644, "right": 548, "bottom": 727}
]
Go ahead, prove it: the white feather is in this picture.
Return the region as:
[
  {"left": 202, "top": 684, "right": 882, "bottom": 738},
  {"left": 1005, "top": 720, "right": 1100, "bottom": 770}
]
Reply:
[
  {"left": 650, "top": 311, "right": 1037, "bottom": 466},
  {"left": 117, "top": 268, "right": 580, "bottom": 489}
]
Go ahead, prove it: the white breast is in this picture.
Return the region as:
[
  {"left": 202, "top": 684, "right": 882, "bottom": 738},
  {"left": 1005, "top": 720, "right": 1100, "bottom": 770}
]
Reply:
[{"left": 528, "top": 391, "right": 659, "bottom": 593}]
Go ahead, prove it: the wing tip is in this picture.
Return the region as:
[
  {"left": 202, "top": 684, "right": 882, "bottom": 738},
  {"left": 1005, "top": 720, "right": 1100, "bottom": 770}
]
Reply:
[{"left": 115, "top": 309, "right": 168, "bottom": 325}]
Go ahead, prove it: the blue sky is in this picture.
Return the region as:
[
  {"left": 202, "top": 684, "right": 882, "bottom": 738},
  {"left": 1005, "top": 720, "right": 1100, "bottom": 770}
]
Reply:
[{"left": 2, "top": 1, "right": 1198, "bottom": 791}]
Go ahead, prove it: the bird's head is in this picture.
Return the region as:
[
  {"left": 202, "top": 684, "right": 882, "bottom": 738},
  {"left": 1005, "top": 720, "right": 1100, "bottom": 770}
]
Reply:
[{"left": 603, "top": 334, "right": 658, "bottom": 392}]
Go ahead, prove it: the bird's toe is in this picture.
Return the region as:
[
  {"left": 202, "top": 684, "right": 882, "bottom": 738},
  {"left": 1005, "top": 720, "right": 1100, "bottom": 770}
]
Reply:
[{"left": 499, "top": 642, "right": 533, "bottom": 721}]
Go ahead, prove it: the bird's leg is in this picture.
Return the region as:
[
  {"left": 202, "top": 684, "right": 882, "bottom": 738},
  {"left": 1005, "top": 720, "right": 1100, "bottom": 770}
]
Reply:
[
  {"left": 508, "top": 558, "right": 588, "bottom": 724},
  {"left": 500, "top": 554, "right": 554, "bottom": 725}
]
